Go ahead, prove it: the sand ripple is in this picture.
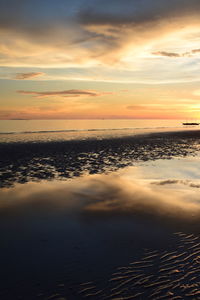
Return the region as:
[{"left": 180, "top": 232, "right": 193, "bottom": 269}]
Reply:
[{"left": 79, "top": 232, "right": 200, "bottom": 299}]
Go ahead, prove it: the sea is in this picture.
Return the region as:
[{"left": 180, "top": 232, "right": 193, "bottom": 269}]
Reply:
[{"left": 0, "top": 119, "right": 199, "bottom": 143}]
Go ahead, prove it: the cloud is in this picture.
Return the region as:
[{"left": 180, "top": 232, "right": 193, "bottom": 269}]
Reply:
[
  {"left": 1, "top": 0, "right": 200, "bottom": 67},
  {"left": 127, "top": 105, "right": 146, "bottom": 110},
  {"left": 152, "top": 49, "right": 200, "bottom": 58},
  {"left": 126, "top": 105, "right": 180, "bottom": 111},
  {"left": 14, "top": 72, "right": 45, "bottom": 80},
  {"left": 1, "top": 0, "right": 200, "bottom": 85},
  {"left": 77, "top": 0, "right": 200, "bottom": 62},
  {"left": 191, "top": 49, "right": 200, "bottom": 54},
  {"left": 152, "top": 51, "right": 182, "bottom": 58},
  {"left": 17, "top": 89, "right": 113, "bottom": 98},
  {"left": 78, "top": 0, "right": 200, "bottom": 28}
]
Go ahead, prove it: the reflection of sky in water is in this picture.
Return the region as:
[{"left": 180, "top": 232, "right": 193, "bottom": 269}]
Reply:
[
  {"left": 119, "top": 156, "right": 200, "bottom": 180},
  {"left": 1, "top": 157, "right": 200, "bottom": 298},
  {"left": 1, "top": 156, "right": 200, "bottom": 219},
  {"left": 117, "top": 157, "right": 200, "bottom": 202}
]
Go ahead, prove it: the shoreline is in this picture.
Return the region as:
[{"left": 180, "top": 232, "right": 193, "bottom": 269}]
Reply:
[{"left": 0, "top": 126, "right": 199, "bottom": 144}]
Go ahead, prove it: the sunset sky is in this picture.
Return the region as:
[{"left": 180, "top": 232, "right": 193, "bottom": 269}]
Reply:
[{"left": 1, "top": 0, "right": 200, "bottom": 119}]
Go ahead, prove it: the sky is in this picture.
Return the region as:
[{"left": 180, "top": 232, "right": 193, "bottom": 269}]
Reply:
[{"left": 1, "top": 0, "right": 200, "bottom": 119}]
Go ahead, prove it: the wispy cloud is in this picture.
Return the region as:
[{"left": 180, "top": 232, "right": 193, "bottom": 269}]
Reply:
[
  {"left": 14, "top": 72, "right": 45, "bottom": 80},
  {"left": 17, "top": 89, "right": 114, "bottom": 98},
  {"left": 126, "top": 105, "right": 181, "bottom": 111},
  {"left": 152, "top": 49, "right": 200, "bottom": 58},
  {"left": 127, "top": 105, "right": 146, "bottom": 110},
  {"left": 152, "top": 51, "right": 181, "bottom": 58}
]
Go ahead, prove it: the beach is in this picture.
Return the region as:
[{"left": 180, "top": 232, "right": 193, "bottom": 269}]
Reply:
[
  {"left": 2, "top": 0, "right": 200, "bottom": 298},
  {"left": 0, "top": 128, "right": 200, "bottom": 299}
]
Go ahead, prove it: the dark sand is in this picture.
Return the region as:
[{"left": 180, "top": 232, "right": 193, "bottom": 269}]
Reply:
[{"left": 0, "top": 130, "right": 200, "bottom": 299}]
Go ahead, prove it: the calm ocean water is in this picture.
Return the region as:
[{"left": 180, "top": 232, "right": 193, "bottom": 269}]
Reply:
[{"left": 0, "top": 119, "right": 199, "bottom": 143}]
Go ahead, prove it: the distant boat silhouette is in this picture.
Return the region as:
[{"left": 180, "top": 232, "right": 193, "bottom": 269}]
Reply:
[{"left": 182, "top": 122, "right": 199, "bottom": 125}]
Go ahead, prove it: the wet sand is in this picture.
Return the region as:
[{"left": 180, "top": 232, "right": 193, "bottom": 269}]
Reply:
[
  {"left": 0, "top": 130, "right": 200, "bottom": 299},
  {"left": 0, "top": 130, "right": 200, "bottom": 188},
  {"left": 79, "top": 232, "right": 200, "bottom": 299}
]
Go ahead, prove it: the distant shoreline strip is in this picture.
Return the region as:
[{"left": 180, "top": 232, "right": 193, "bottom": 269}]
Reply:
[{"left": 0, "top": 126, "right": 179, "bottom": 135}]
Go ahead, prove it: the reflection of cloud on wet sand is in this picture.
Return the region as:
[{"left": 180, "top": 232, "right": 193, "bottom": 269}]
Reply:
[
  {"left": 1, "top": 174, "right": 200, "bottom": 222},
  {"left": 152, "top": 179, "right": 200, "bottom": 188},
  {"left": 81, "top": 176, "right": 200, "bottom": 221}
]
